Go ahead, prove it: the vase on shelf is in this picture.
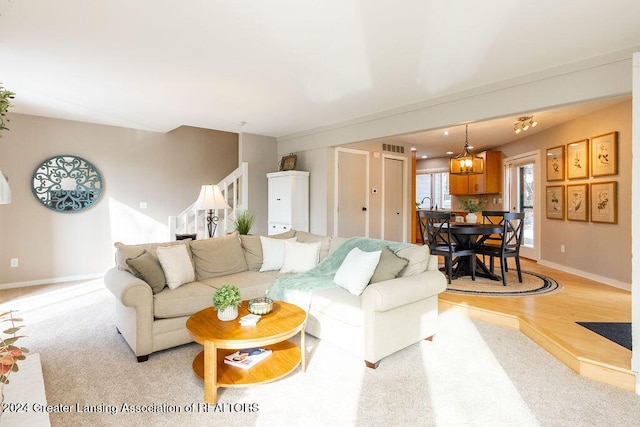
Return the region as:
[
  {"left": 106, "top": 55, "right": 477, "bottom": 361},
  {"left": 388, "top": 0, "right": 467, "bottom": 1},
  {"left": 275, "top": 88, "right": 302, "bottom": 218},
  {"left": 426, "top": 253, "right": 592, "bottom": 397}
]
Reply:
[
  {"left": 217, "top": 305, "right": 238, "bottom": 321},
  {"left": 466, "top": 212, "right": 478, "bottom": 223}
]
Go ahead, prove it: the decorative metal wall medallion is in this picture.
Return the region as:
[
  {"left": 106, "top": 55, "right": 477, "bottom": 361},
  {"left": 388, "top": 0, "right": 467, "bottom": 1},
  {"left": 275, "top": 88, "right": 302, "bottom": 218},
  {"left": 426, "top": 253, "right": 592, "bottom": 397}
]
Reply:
[{"left": 32, "top": 155, "right": 104, "bottom": 213}]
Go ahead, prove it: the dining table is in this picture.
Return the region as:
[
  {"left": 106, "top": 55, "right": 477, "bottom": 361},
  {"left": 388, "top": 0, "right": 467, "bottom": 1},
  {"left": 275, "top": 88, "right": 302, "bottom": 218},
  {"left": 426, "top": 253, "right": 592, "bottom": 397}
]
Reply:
[{"left": 446, "top": 223, "right": 503, "bottom": 281}]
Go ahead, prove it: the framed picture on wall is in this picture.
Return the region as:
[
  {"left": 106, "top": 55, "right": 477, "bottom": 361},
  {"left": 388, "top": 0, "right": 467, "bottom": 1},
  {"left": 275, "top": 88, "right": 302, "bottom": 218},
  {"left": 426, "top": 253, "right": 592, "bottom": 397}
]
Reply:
[
  {"left": 546, "top": 145, "right": 564, "bottom": 181},
  {"left": 566, "top": 139, "right": 589, "bottom": 179},
  {"left": 591, "top": 131, "right": 618, "bottom": 177},
  {"left": 590, "top": 181, "right": 617, "bottom": 224},
  {"left": 279, "top": 154, "right": 297, "bottom": 171},
  {"left": 566, "top": 183, "right": 588, "bottom": 222},
  {"left": 546, "top": 185, "right": 565, "bottom": 220}
]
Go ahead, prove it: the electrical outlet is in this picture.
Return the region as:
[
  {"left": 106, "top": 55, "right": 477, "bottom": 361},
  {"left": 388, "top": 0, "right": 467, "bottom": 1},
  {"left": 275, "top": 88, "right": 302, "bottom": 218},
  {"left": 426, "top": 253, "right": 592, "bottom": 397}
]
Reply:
[
  {"left": 10, "top": 258, "right": 18, "bottom": 268},
  {"left": 560, "top": 245, "right": 565, "bottom": 253}
]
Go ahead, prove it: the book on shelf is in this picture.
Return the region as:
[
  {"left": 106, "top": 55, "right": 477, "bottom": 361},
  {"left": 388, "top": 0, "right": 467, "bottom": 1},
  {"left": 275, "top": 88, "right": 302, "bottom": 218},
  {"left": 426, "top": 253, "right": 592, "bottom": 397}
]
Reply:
[{"left": 223, "top": 347, "right": 272, "bottom": 369}]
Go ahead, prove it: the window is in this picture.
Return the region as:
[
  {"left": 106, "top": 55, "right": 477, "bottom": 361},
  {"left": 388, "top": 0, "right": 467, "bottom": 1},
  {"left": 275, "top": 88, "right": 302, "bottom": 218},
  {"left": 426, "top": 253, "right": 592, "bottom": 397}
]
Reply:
[{"left": 416, "top": 172, "right": 451, "bottom": 210}]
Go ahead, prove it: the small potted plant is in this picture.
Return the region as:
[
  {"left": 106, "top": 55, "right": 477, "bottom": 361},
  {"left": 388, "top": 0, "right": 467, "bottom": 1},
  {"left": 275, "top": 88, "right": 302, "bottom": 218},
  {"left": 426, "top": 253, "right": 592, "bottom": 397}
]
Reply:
[
  {"left": 231, "top": 210, "right": 255, "bottom": 235},
  {"left": 212, "top": 284, "right": 242, "bottom": 321},
  {"left": 461, "top": 198, "right": 485, "bottom": 223}
]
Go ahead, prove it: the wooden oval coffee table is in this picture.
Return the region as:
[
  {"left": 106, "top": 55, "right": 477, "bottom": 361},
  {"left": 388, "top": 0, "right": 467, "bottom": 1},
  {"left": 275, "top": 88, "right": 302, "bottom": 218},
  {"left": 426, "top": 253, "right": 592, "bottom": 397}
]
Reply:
[{"left": 186, "top": 300, "right": 307, "bottom": 403}]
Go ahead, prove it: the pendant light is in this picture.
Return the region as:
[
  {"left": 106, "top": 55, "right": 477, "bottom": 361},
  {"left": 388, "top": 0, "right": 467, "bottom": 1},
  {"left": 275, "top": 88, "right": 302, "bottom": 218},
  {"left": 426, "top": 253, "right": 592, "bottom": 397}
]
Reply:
[{"left": 449, "top": 124, "right": 484, "bottom": 175}]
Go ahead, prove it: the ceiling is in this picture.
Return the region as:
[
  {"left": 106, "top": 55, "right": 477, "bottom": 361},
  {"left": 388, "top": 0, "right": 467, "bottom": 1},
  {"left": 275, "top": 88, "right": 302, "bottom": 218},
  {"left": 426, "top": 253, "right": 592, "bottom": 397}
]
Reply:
[
  {"left": 389, "top": 96, "right": 631, "bottom": 159},
  {"left": 1, "top": 1, "right": 640, "bottom": 153}
]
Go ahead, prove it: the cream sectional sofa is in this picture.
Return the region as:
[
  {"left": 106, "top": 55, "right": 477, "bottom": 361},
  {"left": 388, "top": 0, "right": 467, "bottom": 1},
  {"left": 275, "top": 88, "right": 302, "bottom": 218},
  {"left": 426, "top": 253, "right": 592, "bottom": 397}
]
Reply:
[{"left": 104, "top": 230, "right": 447, "bottom": 368}]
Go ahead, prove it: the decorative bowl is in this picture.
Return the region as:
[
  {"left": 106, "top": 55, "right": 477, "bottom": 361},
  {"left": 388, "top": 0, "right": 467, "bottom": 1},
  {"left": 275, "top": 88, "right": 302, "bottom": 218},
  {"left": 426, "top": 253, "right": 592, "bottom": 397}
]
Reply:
[{"left": 248, "top": 297, "right": 273, "bottom": 315}]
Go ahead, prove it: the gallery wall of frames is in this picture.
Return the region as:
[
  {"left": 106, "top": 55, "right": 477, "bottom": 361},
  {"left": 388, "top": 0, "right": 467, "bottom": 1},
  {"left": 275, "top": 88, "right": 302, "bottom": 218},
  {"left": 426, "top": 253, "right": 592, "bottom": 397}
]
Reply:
[{"left": 545, "top": 131, "right": 618, "bottom": 224}]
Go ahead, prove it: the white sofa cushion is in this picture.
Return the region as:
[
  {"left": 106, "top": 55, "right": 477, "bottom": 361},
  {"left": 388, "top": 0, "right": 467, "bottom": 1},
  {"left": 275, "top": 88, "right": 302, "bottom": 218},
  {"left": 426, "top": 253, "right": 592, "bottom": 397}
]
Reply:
[
  {"left": 259, "top": 236, "right": 297, "bottom": 271},
  {"left": 156, "top": 244, "right": 195, "bottom": 289},
  {"left": 280, "top": 240, "right": 322, "bottom": 273},
  {"left": 334, "top": 247, "right": 382, "bottom": 295}
]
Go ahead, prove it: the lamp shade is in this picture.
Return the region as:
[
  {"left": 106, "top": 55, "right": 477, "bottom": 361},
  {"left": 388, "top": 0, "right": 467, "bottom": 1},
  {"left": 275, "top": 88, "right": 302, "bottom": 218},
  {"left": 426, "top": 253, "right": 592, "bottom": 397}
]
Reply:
[
  {"left": 0, "top": 171, "right": 11, "bottom": 205},
  {"left": 194, "top": 184, "right": 230, "bottom": 210}
]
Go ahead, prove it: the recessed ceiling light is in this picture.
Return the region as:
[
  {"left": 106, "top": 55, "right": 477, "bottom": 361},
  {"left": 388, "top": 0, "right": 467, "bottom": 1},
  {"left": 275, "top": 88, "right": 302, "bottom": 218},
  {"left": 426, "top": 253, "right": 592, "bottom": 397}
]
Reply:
[
  {"left": 446, "top": 151, "right": 454, "bottom": 155},
  {"left": 421, "top": 155, "right": 428, "bottom": 159},
  {"left": 411, "top": 147, "right": 417, "bottom": 151},
  {"left": 444, "top": 131, "right": 449, "bottom": 136}
]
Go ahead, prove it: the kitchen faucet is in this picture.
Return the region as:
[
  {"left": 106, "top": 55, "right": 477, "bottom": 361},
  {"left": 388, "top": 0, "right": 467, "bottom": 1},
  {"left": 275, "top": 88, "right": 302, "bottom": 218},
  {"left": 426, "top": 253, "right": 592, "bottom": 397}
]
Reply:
[{"left": 420, "top": 196, "right": 433, "bottom": 210}]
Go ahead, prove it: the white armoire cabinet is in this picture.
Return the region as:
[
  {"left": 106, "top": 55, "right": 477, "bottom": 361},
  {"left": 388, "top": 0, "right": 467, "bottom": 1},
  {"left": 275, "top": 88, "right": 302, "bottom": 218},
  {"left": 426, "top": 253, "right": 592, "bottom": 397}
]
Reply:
[{"left": 267, "top": 170, "right": 309, "bottom": 235}]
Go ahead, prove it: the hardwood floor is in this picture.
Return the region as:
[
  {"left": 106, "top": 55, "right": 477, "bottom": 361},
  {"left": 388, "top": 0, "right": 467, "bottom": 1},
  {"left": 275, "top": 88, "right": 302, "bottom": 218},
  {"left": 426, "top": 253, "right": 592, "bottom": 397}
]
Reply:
[{"left": 439, "top": 257, "right": 635, "bottom": 391}]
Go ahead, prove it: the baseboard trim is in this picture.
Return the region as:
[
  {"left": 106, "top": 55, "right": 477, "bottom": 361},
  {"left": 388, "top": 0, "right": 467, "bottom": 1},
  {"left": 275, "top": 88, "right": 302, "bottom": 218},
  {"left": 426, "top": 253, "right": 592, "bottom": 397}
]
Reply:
[
  {"left": 0, "top": 273, "right": 104, "bottom": 290},
  {"left": 537, "top": 259, "right": 630, "bottom": 291}
]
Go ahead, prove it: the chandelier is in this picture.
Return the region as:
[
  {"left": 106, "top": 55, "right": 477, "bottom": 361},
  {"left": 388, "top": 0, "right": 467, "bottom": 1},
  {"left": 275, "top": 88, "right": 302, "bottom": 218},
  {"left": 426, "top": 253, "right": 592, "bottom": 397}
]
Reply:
[{"left": 449, "top": 124, "right": 484, "bottom": 175}]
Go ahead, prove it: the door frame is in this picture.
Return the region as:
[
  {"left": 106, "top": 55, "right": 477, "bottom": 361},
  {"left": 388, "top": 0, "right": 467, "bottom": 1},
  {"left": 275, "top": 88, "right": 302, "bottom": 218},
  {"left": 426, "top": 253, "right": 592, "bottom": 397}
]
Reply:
[
  {"left": 334, "top": 147, "right": 370, "bottom": 237},
  {"left": 381, "top": 154, "right": 409, "bottom": 242},
  {"left": 503, "top": 150, "right": 541, "bottom": 261}
]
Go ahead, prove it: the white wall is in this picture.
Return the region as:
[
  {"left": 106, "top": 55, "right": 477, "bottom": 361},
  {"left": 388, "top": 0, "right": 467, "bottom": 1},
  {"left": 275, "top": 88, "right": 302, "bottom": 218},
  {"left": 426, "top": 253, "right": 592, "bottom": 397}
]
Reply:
[{"left": 631, "top": 52, "right": 640, "bottom": 392}]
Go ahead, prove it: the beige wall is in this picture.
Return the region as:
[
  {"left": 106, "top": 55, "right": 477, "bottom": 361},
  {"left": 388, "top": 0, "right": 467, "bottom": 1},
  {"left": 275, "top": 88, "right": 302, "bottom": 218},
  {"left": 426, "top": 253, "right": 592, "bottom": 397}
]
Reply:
[
  {"left": 498, "top": 100, "right": 631, "bottom": 286},
  {"left": 239, "top": 133, "right": 278, "bottom": 236},
  {"left": 0, "top": 114, "right": 238, "bottom": 286}
]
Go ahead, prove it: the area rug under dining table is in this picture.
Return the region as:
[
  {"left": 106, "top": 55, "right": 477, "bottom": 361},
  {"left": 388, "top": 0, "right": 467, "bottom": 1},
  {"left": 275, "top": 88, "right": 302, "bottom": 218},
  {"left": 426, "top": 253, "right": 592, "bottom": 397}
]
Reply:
[{"left": 445, "top": 270, "right": 562, "bottom": 296}]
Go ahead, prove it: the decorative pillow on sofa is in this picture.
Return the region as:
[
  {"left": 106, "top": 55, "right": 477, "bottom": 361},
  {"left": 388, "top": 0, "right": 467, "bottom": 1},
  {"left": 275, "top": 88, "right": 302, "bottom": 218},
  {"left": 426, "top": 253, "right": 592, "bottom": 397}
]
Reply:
[
  {"left": 280, "top": 240, "right": 322, "bottom": 273},
  {"left": 190, "top": 232, "right": 248, "bottom": 281},
  {"left": 156, "top": 244, "right": 195, "bottom": 289},
  {"left": 126, "top": 250, "right": 167, "bottom": 294},
  {"left": 370, "top": 246, "right": 409, "bottom": 284},
  {"left": 294, "top": 231, "right": 332, "bottom": 262},
  {"left": 240, "top": 230, "right": 296, "bottom": 271},
  {"left": 333, "top": 247, "right": 382, "bottom": 296},
  {"left": 259, "top": 236, "right": 297, "bottom": 272},
  {"left": 114, "top": 240, "right": 193, "bottom": 274},
  {"left": 396, "top": 245, "right": 430, "bottom": 277}
]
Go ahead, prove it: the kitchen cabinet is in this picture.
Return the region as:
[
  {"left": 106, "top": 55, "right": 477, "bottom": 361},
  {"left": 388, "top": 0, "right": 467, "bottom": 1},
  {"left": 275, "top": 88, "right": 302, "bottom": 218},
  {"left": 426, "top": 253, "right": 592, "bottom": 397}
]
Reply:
[{"left": 449, "top": 151, "right": 502, "bottom": 195}]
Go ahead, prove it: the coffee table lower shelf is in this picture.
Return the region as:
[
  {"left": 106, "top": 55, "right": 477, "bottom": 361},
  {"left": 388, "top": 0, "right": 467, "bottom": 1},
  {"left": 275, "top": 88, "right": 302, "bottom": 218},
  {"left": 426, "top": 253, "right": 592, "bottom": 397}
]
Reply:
[{"left": 192, "top": 340, "right": 301, "bottom": 389}]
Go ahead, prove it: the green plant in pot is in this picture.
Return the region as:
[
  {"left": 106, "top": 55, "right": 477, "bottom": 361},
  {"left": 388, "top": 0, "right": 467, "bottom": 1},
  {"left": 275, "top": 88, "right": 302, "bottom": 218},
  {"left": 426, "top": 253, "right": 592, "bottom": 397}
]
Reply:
[
  {"left": 212, "top": 284, "right": 242, "bottom": 321},
  {"left": 231, "top": 210, "right": 255, "bottom": 235},
  {"left": 460, "top": 198, "right": 485, "bottom": 223}
]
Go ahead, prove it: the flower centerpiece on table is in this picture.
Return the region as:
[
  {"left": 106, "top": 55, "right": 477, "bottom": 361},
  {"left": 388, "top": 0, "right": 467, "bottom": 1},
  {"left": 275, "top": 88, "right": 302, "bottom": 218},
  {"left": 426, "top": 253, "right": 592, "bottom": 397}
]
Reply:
[
  {"left": 460, "top": 198, "right": 486, "bottom": 223},
  {"left": 213, "top": 284, "right": 242, "bottom": 321}
]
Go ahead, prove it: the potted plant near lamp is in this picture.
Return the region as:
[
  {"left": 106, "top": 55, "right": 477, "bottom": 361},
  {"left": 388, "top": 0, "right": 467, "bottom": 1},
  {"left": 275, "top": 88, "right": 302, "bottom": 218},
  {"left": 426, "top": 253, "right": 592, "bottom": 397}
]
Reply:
[
  {"left": 212, "top": 284, "right": 242, "bottom": 321},
  {"left": 231, "top": 210, "right": 255, "bottom": 235}
]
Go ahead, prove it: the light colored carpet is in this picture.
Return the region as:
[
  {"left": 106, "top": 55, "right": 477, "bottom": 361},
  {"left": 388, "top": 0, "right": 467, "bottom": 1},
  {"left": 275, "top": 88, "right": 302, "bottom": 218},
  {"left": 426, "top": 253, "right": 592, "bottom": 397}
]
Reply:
[{"left": 2, "top": 279, "right": 640, "bottom": 426}]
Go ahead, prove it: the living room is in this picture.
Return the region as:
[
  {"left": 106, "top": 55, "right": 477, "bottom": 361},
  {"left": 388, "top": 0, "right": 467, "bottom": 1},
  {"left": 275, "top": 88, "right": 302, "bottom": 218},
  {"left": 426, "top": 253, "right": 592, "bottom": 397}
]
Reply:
[{"left": 2, "top": 1, "right": 640, "bottom": 425}]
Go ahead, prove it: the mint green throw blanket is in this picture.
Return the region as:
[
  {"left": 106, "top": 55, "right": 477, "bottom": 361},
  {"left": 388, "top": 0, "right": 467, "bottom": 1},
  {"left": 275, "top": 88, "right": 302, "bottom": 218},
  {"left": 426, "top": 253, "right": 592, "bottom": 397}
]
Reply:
[{"left": 266, "top": 237, "right": 413, "bottom": 309}]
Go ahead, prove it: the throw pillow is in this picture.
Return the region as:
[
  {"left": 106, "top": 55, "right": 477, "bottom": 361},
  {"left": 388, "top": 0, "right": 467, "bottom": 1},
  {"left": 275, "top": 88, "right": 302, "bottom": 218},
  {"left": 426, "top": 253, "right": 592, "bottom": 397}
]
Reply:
[
  {"left": 370, "top": 246, "right": 409, "bottom": 284},
  {"left": 333, "top": 247, "right": 382, "bottom": 296},
  {"left": 280, "top": 240, "right": 322, "bottom": 274},
  {"left": 240, "top": 230, "right": 297, "bottom": 271},
  {"left": 126, "top": 251, "right": 167, "bottom": 294},
  {"left": 396, "top": 245, "right": 430, "bottom": 277},
  {"left": 294, "top": 231, "right": 332, "bottom": 262},
  {"left": 190, "top": 232, "right": 248, "bottom": 281},
  {"left": 156, "top": 244, "right": 195, "bottom": 289},
  {"left": 259, "top": 236, "right": 297, "bottom": 272}
]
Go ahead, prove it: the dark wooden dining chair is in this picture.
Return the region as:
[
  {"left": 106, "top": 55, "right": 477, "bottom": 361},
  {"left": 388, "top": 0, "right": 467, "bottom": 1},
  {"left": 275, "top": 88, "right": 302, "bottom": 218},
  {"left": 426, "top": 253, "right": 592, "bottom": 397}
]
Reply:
[
  {"left": 480, "top": 210, "right": 508, "bottom": 264},
  {"left": 475, "top": 212, "right": 525, "bottom": 286},
  {"left": 419, "top": 210, "right": 476, "bottom": 284}
]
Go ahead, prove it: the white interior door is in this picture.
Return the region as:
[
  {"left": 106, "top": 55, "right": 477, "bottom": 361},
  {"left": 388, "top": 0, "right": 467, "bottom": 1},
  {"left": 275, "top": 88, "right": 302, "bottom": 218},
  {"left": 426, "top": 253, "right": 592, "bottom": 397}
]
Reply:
[
  {"left": 383, "top": 156, "right": 405, "bottom": 242},
  {"left": 335, "top": 148, "right": 369, "bottom": 237},
  {"left": 505, "top": 151, "right": 541, "bottom": 261}
]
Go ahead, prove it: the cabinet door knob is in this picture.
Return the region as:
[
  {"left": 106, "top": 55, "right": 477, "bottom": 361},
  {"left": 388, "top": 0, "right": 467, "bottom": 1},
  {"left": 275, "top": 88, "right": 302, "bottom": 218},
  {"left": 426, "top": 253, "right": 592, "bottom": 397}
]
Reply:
[{"left": 362, "top": 207, "right": 367, "bottom": 211}]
